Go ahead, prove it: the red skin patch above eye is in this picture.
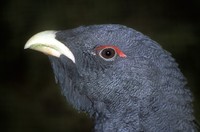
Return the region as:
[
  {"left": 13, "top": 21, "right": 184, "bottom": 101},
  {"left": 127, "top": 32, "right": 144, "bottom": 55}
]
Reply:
[{"left": 95, "top": 45, "right": 127, "bottom": 58}]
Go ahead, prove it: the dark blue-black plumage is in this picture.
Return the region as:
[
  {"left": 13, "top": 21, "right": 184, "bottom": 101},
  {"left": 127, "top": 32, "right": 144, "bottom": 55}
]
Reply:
[{"left": 27, "top": 24, "right": 197, "bottom": 132}]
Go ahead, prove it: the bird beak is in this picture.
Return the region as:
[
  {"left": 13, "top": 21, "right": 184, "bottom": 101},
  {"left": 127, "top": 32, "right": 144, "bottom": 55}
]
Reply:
[{"left": 24, "top": 31, "right": 75, "bottom": 63}]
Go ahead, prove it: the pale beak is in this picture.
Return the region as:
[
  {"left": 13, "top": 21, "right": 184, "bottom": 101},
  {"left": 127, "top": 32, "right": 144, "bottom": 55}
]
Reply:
[{"left": 24, "top": 31, "right": 75, "bottom": 63}]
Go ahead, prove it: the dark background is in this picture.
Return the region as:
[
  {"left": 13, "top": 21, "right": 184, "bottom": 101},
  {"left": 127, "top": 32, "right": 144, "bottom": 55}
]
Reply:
[{"left": 1, "top": 0, "right": 199, "bottom": 131}]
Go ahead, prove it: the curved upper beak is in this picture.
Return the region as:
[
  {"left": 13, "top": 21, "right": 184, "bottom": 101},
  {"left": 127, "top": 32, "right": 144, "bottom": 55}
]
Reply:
[{"left": 24, "top": 31, "right": 75, "bottom": 63}]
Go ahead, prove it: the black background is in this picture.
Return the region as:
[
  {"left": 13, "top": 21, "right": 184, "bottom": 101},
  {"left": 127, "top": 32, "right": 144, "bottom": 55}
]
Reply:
[{"left": 1, "top": 0, "right": 200, "bottom": 131}]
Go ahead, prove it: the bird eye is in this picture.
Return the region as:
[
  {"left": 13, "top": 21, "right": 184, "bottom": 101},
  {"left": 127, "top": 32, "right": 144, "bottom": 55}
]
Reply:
[
  {"left": 94, "top": 45, "right": 127, "bottom": 61},
  {"left": 99, "top": 48, "right": 117, "bottom": 61}
]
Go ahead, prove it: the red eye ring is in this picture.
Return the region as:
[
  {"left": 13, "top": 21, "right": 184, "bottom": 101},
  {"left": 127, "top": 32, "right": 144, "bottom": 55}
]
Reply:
[{"left": 95, "top": 45, "right": 127, "bottom": 61}]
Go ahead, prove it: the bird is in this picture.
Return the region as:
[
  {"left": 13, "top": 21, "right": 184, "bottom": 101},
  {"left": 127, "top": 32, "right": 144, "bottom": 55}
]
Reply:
[{"left": 24, "top": 24, "right": 197, "bottom": 132}]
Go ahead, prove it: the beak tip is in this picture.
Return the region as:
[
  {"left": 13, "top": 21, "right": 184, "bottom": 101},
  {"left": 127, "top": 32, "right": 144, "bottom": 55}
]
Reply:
[
  {"left": 24, "top": 40, "right": 34, "bottom": 50},
  {"left": 24, "top": 30, "right": 57, "bottom": 49},
  {"left": 24, "top": 44, "right": 29, "bottom": 49}
]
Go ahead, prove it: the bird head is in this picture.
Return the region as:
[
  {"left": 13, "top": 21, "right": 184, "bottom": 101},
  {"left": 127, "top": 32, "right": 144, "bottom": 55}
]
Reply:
[{"left": 25, "top": 24, "right": 196, "bottom": 131}]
